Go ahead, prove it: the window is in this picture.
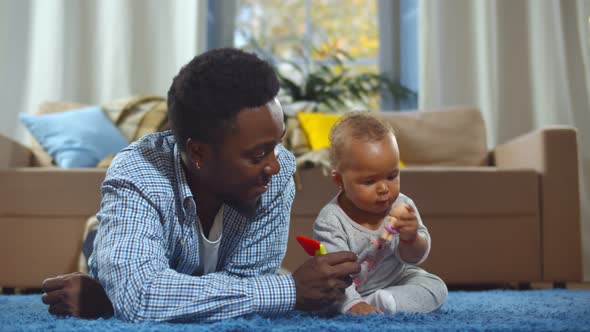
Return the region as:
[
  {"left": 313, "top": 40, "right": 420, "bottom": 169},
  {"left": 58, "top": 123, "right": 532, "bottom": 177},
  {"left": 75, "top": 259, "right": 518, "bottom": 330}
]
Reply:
[
  {"left": 400, "top": 0, "right": 418, "bottom": 109},
  {"left": 235, "top": 0, "right": 377, "bottom": 61},
  {"left": 230, "top": 0, "right": 418, "bottom": 111},
  {"left": 234, "top": 0, "right": 382, "bottom": 110}
]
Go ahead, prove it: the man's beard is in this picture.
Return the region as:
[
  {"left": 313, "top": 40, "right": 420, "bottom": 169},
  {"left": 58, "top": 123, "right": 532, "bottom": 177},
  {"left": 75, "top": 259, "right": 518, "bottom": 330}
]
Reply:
[{"left": 224, "top": 194, "right": 260, "bottom": 219}]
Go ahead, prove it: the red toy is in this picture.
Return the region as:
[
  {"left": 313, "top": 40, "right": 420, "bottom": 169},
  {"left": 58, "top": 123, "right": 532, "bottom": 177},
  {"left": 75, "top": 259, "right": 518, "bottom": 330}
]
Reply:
[{"left": 296, "top": 236, "right": 327, "bottom": 256}]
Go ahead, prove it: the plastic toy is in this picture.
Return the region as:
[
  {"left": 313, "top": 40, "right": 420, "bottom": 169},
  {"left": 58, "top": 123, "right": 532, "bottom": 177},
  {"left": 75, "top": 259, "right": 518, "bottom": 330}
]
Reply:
[{"left": 296, "top": 235, "right": 327, "bottom": 256}]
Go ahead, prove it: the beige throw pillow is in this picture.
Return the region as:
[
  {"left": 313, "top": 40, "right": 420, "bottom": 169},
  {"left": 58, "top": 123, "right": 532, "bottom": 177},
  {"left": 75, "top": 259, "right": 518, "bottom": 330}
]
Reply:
[{"left": 380, "top": 107, "right": 488, "bottom": 166}]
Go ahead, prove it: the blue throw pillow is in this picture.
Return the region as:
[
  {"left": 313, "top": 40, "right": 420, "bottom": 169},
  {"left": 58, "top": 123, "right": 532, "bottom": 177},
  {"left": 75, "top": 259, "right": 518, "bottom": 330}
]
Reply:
[{"left": 19, "top": 106, "right": 129, "bottom": 168}]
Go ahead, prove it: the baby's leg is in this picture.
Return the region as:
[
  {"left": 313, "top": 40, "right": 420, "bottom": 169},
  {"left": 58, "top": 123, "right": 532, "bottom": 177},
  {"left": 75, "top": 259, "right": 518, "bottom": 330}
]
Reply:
[
  {"left": 362, "top": 290, "right": 398, "bottom": 314},
  {"left": 381, "top": 266, "right": 448, "bottom": 313}
]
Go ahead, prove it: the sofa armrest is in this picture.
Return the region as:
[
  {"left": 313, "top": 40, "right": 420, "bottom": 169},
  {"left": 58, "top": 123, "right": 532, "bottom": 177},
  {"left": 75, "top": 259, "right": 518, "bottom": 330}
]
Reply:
[
  {"left": 0, "top": 168, "right": 107, "bottom": 216},
  {"left": 0, "top": 134, "right": 33, "bottom": 168},
  {"left": 0, "top": 134, "right": 32, "bottom": 169},
  {"left": 493, "top": 126, "right": 582, "bottom": 281},
  {"left": 0, "top": 168, "right": 107, "bottom": 287}
]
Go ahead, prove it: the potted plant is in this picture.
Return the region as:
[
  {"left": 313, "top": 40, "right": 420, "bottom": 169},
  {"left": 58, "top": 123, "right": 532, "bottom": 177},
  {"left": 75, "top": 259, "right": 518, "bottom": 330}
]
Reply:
[{"left": 250, "top": 42, "right": 416, "bottom": 114}]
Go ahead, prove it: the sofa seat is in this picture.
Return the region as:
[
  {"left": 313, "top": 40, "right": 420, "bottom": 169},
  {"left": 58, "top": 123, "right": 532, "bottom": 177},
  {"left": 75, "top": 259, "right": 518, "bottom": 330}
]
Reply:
[
  {"left": 404, "top": 167, "right": 541, "bottom": 283},
  {"left": 285, "top": 166, "right": 541, "bottom": 283}
]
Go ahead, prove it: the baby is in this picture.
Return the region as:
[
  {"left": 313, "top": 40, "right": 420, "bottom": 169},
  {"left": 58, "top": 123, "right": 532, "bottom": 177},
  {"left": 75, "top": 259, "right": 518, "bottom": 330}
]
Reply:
[{"left": 313, "top": 111, "right": 448, "bottom": 315}]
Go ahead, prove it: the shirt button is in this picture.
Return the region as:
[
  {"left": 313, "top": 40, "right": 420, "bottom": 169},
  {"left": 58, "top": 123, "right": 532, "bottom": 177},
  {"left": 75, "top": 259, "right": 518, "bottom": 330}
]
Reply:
[{"left": 184, "top": 199, "right": 194, "bottom": 210}]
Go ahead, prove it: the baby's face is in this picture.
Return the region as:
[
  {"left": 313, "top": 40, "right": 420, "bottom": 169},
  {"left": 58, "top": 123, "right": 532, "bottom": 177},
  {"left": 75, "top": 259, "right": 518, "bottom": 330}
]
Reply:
[{"left": 337, "top": 134, "right": 401, "bottom": 215}]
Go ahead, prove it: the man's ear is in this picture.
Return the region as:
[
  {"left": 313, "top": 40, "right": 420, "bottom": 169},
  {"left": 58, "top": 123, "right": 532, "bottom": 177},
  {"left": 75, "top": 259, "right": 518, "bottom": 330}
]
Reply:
[
  {"left": 186, "top": 138, "right": 210, "bottom": 169},
  {"left": 331, "top": 170, "right": 343, "bottom": 188}
]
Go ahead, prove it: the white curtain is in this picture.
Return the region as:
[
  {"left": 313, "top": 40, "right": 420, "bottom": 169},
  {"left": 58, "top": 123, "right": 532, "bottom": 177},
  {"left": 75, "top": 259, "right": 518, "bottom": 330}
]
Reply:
[
  {"left": 0, "top": 0, "right": 206, "bottom": 143},
  {"left": 419, "top": 0, "right": 590, "bottom": 281}
]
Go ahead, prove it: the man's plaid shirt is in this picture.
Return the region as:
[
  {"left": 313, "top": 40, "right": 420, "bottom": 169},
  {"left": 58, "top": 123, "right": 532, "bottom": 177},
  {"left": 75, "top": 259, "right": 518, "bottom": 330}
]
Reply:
[{"left": 88, "top": 130, "right": 297, "bottom": 322}]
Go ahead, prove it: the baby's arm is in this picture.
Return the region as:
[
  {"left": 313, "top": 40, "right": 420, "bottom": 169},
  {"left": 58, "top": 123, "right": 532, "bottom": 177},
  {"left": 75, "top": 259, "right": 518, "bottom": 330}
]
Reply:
[{"left": 388, "top": 201, "right": 431, "bottom": 265}]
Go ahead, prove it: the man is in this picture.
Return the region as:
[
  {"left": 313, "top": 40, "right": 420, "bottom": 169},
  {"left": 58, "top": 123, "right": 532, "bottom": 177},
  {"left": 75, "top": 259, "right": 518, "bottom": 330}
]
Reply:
[{"left": 41, "top": 48, "right": 360, "bottom": 322}]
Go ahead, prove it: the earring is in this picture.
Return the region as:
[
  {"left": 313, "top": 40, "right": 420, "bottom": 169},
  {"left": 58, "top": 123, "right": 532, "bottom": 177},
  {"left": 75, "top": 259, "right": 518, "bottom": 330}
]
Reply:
[{"left": 195, "top": 162, "right": 200, "bottom": 170}]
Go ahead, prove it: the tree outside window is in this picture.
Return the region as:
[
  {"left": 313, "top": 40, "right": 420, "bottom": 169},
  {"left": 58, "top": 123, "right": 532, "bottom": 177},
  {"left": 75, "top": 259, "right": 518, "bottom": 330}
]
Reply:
[{"left": 234, "top": 0, "right": 388, "bottom": 111}]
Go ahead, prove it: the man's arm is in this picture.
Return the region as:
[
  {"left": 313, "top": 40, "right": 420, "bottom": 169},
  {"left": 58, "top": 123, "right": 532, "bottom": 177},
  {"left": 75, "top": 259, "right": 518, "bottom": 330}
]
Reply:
[
  {"left": 217, "top": 178, "right": 296, "bottom": 278},
  {"left": 217, "top": 177, "right": 359, "bottom": 313},
  {"left": 91, "top": 179, "right": 294, "bottom": 322}
]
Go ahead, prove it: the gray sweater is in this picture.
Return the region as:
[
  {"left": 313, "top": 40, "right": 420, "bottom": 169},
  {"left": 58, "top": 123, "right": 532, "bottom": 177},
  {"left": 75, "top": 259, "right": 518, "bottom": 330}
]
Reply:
[{"left": 313, "top": 193, "right": 431, "bottom": 311}]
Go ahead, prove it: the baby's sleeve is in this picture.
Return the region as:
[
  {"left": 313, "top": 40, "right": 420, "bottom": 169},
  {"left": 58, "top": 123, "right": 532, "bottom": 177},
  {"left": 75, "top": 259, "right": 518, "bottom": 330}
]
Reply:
[
  {"left": 313, "top": 208, "right": 364, "bottom": 314},
  {"left": 313, "top": 209, "right": 350, "bottom": 253}
]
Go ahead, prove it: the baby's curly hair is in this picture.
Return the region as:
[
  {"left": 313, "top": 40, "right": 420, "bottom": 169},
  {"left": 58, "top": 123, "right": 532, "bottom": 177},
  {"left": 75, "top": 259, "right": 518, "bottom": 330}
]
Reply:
[
  {"left": 167, "top": 48, "right": 279, "bottom": 150},
  {"left": 329, "top": 111, "right": 395, "bottom": 169}
]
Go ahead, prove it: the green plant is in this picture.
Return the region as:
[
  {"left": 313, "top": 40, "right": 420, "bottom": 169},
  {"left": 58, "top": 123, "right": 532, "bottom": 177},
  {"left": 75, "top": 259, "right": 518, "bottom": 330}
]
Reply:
[{"left": 253, "top": 44, "right": 416, "bottom": 112}]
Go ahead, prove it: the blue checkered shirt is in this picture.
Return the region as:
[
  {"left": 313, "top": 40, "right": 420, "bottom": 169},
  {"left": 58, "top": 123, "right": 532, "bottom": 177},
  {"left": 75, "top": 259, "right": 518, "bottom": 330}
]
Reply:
[{"left": 88, "top": 130, "right": 297, "bottom": 322}]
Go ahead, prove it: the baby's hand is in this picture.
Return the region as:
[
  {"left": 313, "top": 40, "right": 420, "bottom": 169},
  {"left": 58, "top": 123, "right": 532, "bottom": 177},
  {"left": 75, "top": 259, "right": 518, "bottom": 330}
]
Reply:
[
  {"left": 380, "top": 216, "right": 397, "bottom": 242},
  {"left": 390, "top": 203, "right": 418, "bottom": 243},
  {"left": 379, "top": 204, "right": 405, "bottom": 241},
  {"left": 389, "top": 203, "right": 413, "bottom": 219},
  {"left": 347, "top": 302, "right": 383, "bottom": 315}
]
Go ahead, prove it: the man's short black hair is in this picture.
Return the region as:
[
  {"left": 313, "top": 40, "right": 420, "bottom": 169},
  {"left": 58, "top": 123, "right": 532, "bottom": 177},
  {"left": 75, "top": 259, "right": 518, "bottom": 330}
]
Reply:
[{"left": 167, "top": 48, "right": 280, "bottom": 150}]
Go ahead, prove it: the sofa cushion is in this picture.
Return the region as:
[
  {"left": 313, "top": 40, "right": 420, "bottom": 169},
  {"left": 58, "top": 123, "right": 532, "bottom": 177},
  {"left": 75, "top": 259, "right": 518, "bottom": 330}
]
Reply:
[
  {"left": 19, "top": 106, "right": 129, "bottom": 168},
  {"left": 30, "top": 102, "right": 87, "bottom": 165},
  {"left": 380, "top": 107, "right": 488, "bottom": 166},
  {"left": 32, "top": 97, "right": 170, "bottom": 168},
  {"left": 296, "top": 111, "right": 342, "bottom": 150},
  {"left": 101, "top": 96, "right": 169, "bottom": 142}
]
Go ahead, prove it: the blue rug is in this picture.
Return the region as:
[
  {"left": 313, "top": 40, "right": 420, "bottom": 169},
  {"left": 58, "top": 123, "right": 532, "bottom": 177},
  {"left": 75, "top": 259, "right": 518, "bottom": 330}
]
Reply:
[{"left": 1, "top": 290, "right": 589, "bottom": 331}]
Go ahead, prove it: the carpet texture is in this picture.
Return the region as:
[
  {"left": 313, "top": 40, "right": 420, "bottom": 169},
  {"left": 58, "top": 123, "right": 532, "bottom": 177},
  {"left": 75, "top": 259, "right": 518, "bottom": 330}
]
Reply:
[{"left": 1, "top": 290, "right": 589, "bottom": 331}]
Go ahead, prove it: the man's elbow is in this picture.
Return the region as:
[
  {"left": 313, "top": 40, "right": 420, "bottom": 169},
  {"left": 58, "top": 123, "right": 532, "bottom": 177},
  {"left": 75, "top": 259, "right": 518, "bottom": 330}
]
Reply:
[{"left": 109, "top": 287, "right": 148, "bottom": 322}]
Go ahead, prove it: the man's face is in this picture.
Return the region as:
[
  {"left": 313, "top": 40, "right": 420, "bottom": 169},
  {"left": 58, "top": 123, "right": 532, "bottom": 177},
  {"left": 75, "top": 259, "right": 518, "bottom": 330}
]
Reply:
[{"left": 202, "top": 99, "right": 285, "bottom": 216}]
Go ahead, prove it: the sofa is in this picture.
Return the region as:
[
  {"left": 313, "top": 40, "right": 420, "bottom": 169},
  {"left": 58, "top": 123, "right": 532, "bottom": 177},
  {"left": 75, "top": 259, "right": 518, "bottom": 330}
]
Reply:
[
  {"left": 0, "top": 103, "right": 583, "bottom": 288},
  {"left": 283, "top": 108, "right": 582, "bottom": 285}
]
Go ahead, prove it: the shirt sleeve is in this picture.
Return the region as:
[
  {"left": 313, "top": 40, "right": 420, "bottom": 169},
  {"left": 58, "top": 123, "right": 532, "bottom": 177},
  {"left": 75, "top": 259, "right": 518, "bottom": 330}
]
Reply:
[
  {"left": 90, "top": 177, "right": 296, "bottom": 322},
  {"left": 313, "top": 211, "right": 363, "bottom": 313},
  {"left": 216, "top": 177, "right": 297, "bottom": 310}
]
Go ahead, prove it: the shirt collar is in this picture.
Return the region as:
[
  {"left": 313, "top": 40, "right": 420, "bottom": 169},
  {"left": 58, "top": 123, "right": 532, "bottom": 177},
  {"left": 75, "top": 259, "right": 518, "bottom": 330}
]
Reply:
[{"left": 174, "top": 142, "right": 195, "bottom": 220}]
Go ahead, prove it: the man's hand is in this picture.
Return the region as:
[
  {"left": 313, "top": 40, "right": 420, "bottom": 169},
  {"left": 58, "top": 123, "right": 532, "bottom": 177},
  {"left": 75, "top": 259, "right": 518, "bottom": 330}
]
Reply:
[
  {"left": 292, "top": 251, "right": 360, "bottom": 311},
  {"left": 347, "top": 301, "right": 382, "bottom": 315},
  {"left": 41, "top": 272, "right": 114, "bottom": 319}
]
